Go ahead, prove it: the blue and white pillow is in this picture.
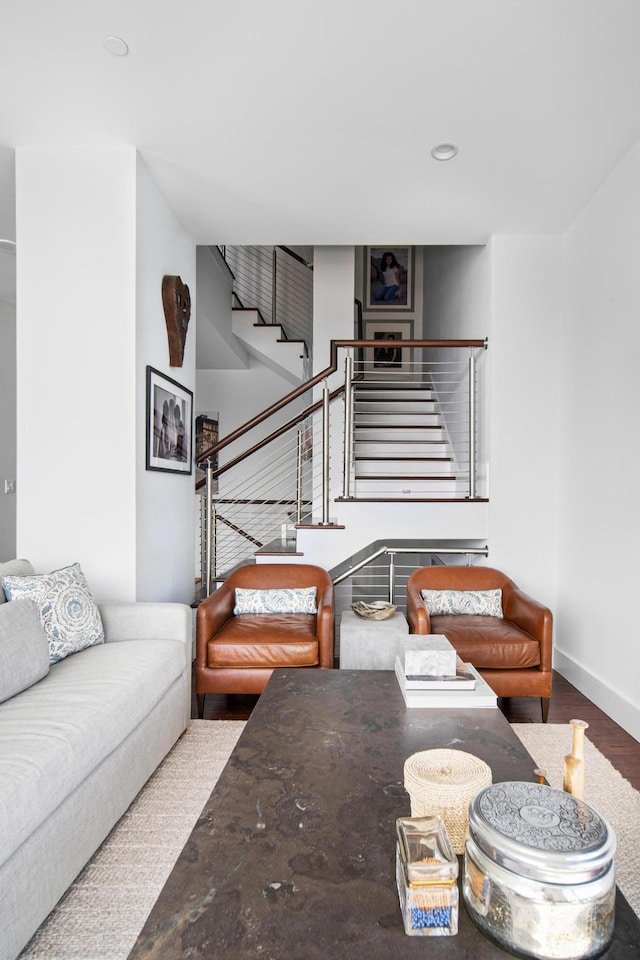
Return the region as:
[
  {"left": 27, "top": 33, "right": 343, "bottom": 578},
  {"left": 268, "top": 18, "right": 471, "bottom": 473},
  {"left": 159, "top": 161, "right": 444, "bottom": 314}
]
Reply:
[
  {"left": 234, "top": 587, "right": 317, "bottom": 615},
  {"left": 421, "top": 588, "right": 503, "bottom": 618},
  {"left": 2, "top": 562, "right": 104, "bottom": 662}
]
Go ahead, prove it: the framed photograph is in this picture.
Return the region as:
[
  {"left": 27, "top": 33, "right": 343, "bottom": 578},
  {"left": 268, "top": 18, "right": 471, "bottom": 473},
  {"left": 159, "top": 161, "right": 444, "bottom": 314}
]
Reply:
[
  {"left": 364, "top": 319, "right": 414, "bottom": 373},
  {"left": 146, "top": 366, "right": 193, "bottom": 474},
  {"left": 364, "top": 246, "right": 414, "bottom": 311}
]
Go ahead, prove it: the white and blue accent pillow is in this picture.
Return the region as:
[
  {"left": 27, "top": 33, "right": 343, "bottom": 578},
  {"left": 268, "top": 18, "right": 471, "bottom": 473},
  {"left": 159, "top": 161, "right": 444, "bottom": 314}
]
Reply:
[
  {"left": 2, "top": 562, "right": 105, "bottom": 662},
  {"left": 234, "top": 586, "right": 317, "bottom": 615},
  {"left": 421, "top": 588, "right": 503, "bottom": 618}
]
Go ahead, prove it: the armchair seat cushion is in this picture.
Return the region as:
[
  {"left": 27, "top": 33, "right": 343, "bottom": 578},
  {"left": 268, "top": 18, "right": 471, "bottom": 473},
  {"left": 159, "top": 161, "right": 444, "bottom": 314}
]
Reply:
[
  {"left": 207, "top": 614, "right": 319, "bottom": 669},
  {"left": 430, "top": 615, "right": 541, "bottom": 669}
]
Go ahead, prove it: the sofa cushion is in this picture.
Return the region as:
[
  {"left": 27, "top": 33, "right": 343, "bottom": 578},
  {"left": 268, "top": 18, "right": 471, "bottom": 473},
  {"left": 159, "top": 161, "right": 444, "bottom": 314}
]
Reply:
[
  {"left": 0, "top": 599, "right": 49, "bottom": 703},
  {"left": 421, "top": 588, "right": 503, "bottom": 617},
  {"left": 208, "top": 614, "right": 319, "bottom": 668},
  {"left": 233, "top": 587, "right": 317, "bottom": 615},
  {"left": 0, "top": 559, "right": 35, "bottom": 603},
  {"left": 0, "top": 636, "right": 185, "bottom": 866},
  {"left": 430, "top": 615, "right": 541, "bottom": 669},
  {"left": 2, "top": 562, "right": 104, "bottom": 662}
]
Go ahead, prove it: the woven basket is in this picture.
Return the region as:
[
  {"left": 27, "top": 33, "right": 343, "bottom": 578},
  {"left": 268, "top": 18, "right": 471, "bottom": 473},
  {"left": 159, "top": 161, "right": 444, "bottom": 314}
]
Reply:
[{"left": 404, "top": 749, "right": 492, "bottom": 854}]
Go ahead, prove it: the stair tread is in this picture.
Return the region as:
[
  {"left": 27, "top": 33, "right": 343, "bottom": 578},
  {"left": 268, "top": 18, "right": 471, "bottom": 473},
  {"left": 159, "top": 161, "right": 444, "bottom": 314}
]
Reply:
[
  {"left": 355, "top": 474, "right": 458, "bottom": 481},
  {"left": 354, "top": 456, "right": 452, "bottom": 461}
]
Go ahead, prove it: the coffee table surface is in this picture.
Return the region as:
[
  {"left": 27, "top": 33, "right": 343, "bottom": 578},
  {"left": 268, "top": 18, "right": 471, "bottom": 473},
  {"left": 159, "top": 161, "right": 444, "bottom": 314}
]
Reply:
[{"left": 128, "top": 669, "right": 640, "bottom": 959}]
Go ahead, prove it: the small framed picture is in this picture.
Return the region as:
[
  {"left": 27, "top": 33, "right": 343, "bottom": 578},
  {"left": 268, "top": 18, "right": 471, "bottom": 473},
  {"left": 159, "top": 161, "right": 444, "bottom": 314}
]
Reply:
[
  {"left": 364, "top": 319, "right": 414, "bottom": 373},
  {"left": 146, "top": 366, "right": 193, "bottom": 474},
  {"left": 364, "top": 246, "right": 414, "bottom": 311}
]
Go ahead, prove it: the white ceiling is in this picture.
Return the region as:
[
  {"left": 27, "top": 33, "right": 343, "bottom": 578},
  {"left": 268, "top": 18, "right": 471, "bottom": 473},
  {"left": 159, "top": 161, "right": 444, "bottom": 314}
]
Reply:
[{"left": 2, "top": 0, "right": 640, "bottom": 246}]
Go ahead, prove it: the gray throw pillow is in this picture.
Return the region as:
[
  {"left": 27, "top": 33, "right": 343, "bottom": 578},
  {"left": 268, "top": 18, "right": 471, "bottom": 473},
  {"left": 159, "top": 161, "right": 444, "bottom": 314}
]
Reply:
[
  {"left": 0, "top": 597, "right": 49, "bottom": 703},
  {"left": 0, "top": 559, "right": 35, "bottom": 604}
]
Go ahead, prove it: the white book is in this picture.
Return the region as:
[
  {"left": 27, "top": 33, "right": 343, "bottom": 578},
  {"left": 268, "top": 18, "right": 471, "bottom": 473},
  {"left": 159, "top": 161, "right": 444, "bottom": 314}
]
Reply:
[
  {"left": 394, "top": 658, "right": 497, "bottom": 709},
  {"left": 399, "top": 656, "right": 476, "bottom": 690}
]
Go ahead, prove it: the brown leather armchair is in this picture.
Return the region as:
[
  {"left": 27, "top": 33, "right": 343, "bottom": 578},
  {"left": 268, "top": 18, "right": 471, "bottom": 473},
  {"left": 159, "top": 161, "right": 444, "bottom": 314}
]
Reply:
[
  {"left": 196, "top": 563, "right": 334, "bottom": 716},
  {"left": 406, "top": 566, "right": 552, "bottom": 721}
]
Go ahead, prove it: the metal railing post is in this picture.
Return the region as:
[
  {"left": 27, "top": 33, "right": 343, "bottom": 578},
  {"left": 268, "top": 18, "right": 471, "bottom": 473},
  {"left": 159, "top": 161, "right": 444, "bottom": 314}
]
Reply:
[
  {"left": 388, "top": 551, "right": 396, "bottom": 604},
  {"left": 205, "top": 461, "right": 214, "bottom": 593},
  {"left": 468, "top": 351, "right": 476, "bottom": 499},
  {"left": 343, "top": 352, "right": 354, "bottom": 498},
  {"left": 271, "top": 246, "right": 277, "bottom": 325},
  {"left": 322, "top": 380, "right": 330, "bottom": 524},
  {"left": 296, "top": 427, "right": 303, "bottom": 523}
]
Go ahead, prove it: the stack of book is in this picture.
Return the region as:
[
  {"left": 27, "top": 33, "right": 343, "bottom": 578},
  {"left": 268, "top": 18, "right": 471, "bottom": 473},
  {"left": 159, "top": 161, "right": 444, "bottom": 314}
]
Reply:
[{"left": 394, "top": 653, "right": 497, "bottom": 709}]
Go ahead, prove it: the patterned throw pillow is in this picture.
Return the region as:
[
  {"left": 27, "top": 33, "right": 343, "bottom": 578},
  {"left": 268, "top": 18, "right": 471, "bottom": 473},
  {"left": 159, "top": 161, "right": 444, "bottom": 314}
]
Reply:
[
  {"left": 2, "top": 562, "right": 105, "bottom": 663},
  {"left": 233, "top": 587, "right": 317, "bottom": 615},
  {"left": 421, "top": 588, "right": 503, "bottom": 618}
]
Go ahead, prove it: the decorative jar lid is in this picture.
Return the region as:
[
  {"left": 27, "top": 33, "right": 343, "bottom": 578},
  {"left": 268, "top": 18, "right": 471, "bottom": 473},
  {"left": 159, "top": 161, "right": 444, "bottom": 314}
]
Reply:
[{"left": 468, "top": 782, "right": 616, "bottom": 885}]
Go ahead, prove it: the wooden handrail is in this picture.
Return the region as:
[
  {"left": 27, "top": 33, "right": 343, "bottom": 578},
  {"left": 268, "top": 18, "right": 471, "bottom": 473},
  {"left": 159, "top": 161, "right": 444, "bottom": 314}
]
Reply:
[
  {"left": 196, "top": 338, "right": 485, "bottom": 465},
  {"left": 195, "top": 383, "right": 345, "bottom": 487}
]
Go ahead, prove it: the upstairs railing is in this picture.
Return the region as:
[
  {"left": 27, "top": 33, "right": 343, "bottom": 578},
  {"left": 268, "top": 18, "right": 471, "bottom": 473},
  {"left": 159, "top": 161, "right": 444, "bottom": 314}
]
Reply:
[
  {"left": 222, "top": 245, "right": 313, "bottom": 362},
  {"left": 196, "top": 339, "right": 487, "bottom": 589}
]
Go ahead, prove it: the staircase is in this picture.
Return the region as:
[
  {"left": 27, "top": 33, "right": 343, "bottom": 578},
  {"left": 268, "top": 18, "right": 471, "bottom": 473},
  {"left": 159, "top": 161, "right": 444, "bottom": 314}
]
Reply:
[{"left": 351, "top": 383, "right": 466, "bottom": 498}]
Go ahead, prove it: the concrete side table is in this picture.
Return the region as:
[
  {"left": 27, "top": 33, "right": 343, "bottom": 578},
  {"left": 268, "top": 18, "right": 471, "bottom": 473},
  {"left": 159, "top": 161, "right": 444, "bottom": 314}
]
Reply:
[{"left": 339, "top": 609, "right": 409, "bottom": 670}]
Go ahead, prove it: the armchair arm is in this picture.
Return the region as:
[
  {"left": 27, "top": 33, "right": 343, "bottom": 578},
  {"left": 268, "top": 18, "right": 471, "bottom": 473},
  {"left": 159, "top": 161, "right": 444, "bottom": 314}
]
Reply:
[
  {"left": 316, "top": 582, "right": 335, "bottom": 668},
  {"left": 196, "top": 584, "right": 236, "bottom": 669},
  {"left": 503, "top": 588, "right": 553, "bottom": 671},
  {"left": 406, "top": 583, "right": 432, "bottom": 635}
]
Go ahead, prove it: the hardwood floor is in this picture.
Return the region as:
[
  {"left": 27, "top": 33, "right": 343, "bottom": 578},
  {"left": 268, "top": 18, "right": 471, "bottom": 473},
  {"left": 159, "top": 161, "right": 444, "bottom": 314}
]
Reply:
[{"left": 192, "top": 668, "right": 640, "bottom": 791}]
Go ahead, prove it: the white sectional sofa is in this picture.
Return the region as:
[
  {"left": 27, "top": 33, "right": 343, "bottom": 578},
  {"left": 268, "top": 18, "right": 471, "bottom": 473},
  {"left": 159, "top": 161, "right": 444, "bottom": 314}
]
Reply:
[{"left": 0, "top": 559, "right": 192, "bottom": 960}]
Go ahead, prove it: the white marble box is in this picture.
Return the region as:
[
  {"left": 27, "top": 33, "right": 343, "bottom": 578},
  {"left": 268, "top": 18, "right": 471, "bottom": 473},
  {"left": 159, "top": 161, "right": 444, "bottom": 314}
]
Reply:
[{"left": 403, "top": 635, "right": 457, "bottom": 677}]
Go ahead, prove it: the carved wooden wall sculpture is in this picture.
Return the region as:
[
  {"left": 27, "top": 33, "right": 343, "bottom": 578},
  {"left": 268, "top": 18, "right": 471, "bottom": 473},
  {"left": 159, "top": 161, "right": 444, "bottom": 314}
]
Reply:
[{"left": 162, "top": 275, "right": 191, "bottom": 367}]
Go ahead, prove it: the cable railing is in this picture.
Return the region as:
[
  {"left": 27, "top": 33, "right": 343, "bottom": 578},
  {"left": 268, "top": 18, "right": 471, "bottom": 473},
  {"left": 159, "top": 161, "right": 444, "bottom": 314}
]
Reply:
[
  {"left": 196, "top": 339, "right": 487, "bottom": 590},
  {"left": 346, "top": 343, "right": 484, "bottom": 500},
  {"left": 223, "top": 245, "right": 313, "bottom": 355}
]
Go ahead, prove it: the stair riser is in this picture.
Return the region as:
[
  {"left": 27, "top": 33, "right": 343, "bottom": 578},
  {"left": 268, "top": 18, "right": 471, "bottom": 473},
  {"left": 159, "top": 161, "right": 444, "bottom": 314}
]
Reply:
[
  {"left": 355, "top": 389, "right": 435, "bottom": 401},
  {"left": 354, "top": 479, "right": 468, "bottom": 494},
  {"left": 355, "top": 462, "right": 455, "bottom": 477},
  {"left": 354, "top": 441, "right": 449, "bottom": 456},
  {"left": 354, "top": 401, "right": 438, "bottom": 413},
  {"left": 355, "top": 413, "right": 441, "bottom": 426}
]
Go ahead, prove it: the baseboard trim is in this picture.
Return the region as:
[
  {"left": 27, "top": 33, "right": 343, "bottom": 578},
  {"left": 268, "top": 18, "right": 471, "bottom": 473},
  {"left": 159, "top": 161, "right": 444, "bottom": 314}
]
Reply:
[{"left": 554, "top": 647, "right": 640, "bottom": 743}]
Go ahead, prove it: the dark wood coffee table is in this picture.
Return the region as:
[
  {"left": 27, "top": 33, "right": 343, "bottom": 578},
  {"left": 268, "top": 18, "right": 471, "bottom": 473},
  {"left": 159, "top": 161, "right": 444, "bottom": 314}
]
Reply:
[{"left": 128, "top": 670, "right": 640, "bottom": 959}]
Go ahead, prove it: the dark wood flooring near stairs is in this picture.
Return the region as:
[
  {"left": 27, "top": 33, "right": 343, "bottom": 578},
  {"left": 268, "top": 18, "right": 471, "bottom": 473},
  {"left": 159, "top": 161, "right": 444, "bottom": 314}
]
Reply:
[{"left": 191, "top": 667, "right": 640, "bottom": 792}]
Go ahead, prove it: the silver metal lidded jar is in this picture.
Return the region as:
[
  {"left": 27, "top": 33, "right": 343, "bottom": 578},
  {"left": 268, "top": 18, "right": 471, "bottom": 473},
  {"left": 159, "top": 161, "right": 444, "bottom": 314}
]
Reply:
[{"left": 463, "top": 782, "right": 616, "bottom": 960}]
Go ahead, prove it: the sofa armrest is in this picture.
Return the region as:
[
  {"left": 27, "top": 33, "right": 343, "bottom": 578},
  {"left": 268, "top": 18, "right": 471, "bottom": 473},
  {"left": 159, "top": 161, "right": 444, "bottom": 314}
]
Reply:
[
  {"left": 406, "top": 583, "right": 432, "bottom": 634},
  {"left": 99, "top": 602, "right": 192, "bottom": 650},
  {"left": 196, "top": 584, "right": 236, "bottom": 668},
  {"left": 503, "top": 588, "right": 553, "bottom": 671},
  {"left": 316, "top": 582, "right": 335, "bottom": 668}
]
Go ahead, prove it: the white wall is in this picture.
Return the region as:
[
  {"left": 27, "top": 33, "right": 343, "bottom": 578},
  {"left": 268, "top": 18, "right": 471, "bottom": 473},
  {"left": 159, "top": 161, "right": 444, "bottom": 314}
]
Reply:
[
  {"left": 0, "top": 300, "right": 16, "bottom": 559},
  {"left": 488, "top": 236, "right": 563, "bottom": 609},
  {"left": 196, "top": 246, "right": 247, "bottom": 370},
  {"left": 15, "top": 147, "right": 138, "bottom": 599},
  {"left": 421, "top": 246, "right": 491, "bottom": 492},
  {"left": 557, "top": 137, "right": 640, "bottom": 739},
  {"left": 135, "top": 155, "right": 196, "bottom": 603}
]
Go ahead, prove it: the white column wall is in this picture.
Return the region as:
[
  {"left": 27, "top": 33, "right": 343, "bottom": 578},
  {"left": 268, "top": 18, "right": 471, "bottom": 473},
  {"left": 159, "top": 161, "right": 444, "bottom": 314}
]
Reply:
[
  {"left": 0, "top": 300, "right": 16, "bottom": 559},
  {"left": 488, "top": 236, "right": 563, "bottom": 609},
  {"left": 558, "top": 137, "right": 640, "bottom": 740},
  {"left": 135, "top": 155, "right": 196, "bottom": 603},
  {"left": 312, "top": 247, "right": 355, "bottom": 519},
  {"left": 15, "top": 147, "right": 137, "bottom": 599}
]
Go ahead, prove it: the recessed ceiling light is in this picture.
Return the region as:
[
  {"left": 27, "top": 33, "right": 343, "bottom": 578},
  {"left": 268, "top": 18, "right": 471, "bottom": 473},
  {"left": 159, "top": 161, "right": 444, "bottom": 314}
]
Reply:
[
  {"left": 0, "top": 239, "right": 16, "bottom": 255},
  {"left": 431, "top": 143, "right": 458, "bottom": 162},
  {"left": 103, "top": 35, "right": 129, "bottom": 56}
]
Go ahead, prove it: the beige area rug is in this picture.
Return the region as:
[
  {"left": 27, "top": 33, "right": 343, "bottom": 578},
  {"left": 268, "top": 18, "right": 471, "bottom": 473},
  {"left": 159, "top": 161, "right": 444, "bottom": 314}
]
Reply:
[
  {"left": 18, "top": 722, "right": 640, "bottom": 959},
  {"left": 18, "top": 721, "right": 246, "bottom": 960},
  {"left": 513, "top": 723, "right": 640, "bottom": 921}
]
